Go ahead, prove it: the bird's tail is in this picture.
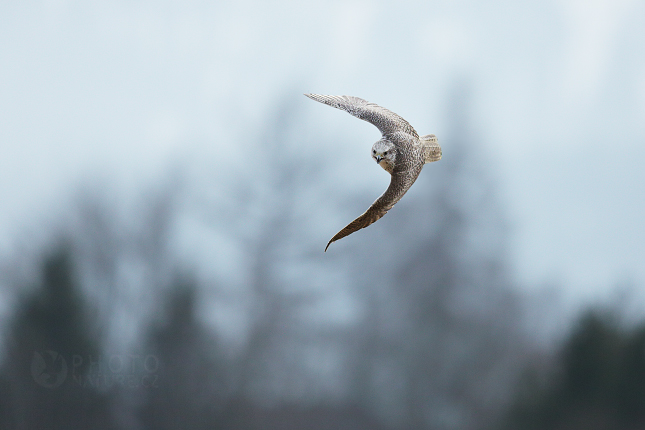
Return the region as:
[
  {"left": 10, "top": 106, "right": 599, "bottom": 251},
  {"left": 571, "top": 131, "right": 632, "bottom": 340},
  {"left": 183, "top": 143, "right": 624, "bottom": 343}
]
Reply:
[{"left": 420, "top": 134, "right": 441, "bottom": 163}]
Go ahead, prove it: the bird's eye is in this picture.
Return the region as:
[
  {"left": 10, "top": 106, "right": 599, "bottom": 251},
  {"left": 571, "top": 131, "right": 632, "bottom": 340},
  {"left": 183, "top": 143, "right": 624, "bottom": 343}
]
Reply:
[{"left": 384, "top": 151, "right": 388, "bottom": 155}]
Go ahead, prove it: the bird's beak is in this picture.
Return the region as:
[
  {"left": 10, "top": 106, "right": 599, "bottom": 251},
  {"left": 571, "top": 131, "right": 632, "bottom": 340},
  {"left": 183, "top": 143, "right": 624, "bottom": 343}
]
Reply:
[{"left": 375, "top": 155, "right": 382, "bottom": 163}]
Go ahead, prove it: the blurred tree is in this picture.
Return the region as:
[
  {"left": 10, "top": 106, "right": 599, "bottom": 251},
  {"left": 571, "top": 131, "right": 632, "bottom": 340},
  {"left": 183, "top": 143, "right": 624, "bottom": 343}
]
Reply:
[
  {"left": 503, "top": 309, "right": 645, "bottom": 430},
  {"left": 0, "top": 185, "right": 182, "bottom": 429},
  {"left": 205, "top": 94, "right": 327, "bottom": 405},
  {"left": 139, "top": 277, "right": 228, "bottom": 430},
  {"left": 70, "top": 184, "right": 178, "bottom": 351},
  {"left": 0, "top": 244, "right": 114, "bottom": 430},
  {"left": 341, "top": 87, "right": 527, "bottom": 430}
]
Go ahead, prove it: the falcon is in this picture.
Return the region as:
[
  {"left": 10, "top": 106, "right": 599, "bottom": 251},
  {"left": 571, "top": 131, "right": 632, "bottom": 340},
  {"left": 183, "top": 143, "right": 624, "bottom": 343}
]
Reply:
[{"left": 305, "top": 94, "right": 441, "bottom": 251}]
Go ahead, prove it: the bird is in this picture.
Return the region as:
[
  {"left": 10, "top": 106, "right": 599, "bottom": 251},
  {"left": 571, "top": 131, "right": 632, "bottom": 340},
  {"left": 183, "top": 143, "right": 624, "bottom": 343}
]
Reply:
[{"left": 305, "top": 94, "right": 441, "bottom": 251}]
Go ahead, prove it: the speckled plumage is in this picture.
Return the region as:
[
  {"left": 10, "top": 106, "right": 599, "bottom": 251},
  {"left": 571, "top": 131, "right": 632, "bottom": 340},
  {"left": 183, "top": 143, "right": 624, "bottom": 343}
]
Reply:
[{"left": 305, "top": 94, "right": 441, "bottom": 251}]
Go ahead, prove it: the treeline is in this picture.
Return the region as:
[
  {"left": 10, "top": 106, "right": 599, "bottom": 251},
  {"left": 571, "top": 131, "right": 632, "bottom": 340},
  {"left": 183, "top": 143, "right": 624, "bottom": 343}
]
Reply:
[
  {"left": 503, "top": 309, "right": 645, "bottom": 430},
  {"left": 2, "top": 240, "right": 644, "bottom": 430}
]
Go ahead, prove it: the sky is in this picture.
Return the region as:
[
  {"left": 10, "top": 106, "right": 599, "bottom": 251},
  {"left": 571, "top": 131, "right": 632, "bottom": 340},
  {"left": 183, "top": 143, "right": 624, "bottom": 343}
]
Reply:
[{"left": 1, "top": 0, "right": 644, "bottom": 308}]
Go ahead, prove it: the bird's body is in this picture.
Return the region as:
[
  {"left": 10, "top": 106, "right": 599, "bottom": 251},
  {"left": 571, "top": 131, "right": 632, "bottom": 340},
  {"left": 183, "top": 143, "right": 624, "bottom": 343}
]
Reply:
[{"left": 304, "top": 94, "right": 441, "bottom": 251}]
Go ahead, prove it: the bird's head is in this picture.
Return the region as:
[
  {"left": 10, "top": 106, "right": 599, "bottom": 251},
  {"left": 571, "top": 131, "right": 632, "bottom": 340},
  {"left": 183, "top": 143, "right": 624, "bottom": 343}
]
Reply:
[{"left": 371, "top": 139, "right": 396, "bottom": 173}]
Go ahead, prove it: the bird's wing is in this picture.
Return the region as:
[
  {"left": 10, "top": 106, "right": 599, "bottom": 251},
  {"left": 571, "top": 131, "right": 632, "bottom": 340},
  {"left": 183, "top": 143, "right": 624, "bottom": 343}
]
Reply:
[
  {"left": 305, "top": 94, "right": 419, "bottom": 139},
  {"left": 325, "top": 167, "right": 422, "bottom": 251}
]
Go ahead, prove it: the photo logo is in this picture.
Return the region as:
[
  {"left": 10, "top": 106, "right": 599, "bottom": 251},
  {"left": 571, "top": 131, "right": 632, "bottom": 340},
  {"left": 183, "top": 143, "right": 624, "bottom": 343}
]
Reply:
[
  {"left": 31, "top": 350, "right": 68, "bottom": 388},
  {"left": 30, "top": 350, "right": 159, "bottom": 389}
]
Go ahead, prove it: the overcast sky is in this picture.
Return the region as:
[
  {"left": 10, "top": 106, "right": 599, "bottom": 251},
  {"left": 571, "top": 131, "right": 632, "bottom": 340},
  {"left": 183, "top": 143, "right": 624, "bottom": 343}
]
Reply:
[{"left": 1, "top": 0, "right": 644, "bottom": 307}]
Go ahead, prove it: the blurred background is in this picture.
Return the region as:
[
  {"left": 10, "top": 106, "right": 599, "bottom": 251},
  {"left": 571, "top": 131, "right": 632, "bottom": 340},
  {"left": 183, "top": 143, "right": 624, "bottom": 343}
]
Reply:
[{"left": 1, "top": 1, "right": 645, "bottom": 429}]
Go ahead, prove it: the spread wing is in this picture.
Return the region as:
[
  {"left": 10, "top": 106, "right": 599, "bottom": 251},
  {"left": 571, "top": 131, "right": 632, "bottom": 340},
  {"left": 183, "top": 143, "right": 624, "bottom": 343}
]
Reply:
[
  {"left": 305, "top": 94, "right": 419, "bottom": 139},
  {"left": 325, "top": 167, "right": 422, "bottom": 251}
]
